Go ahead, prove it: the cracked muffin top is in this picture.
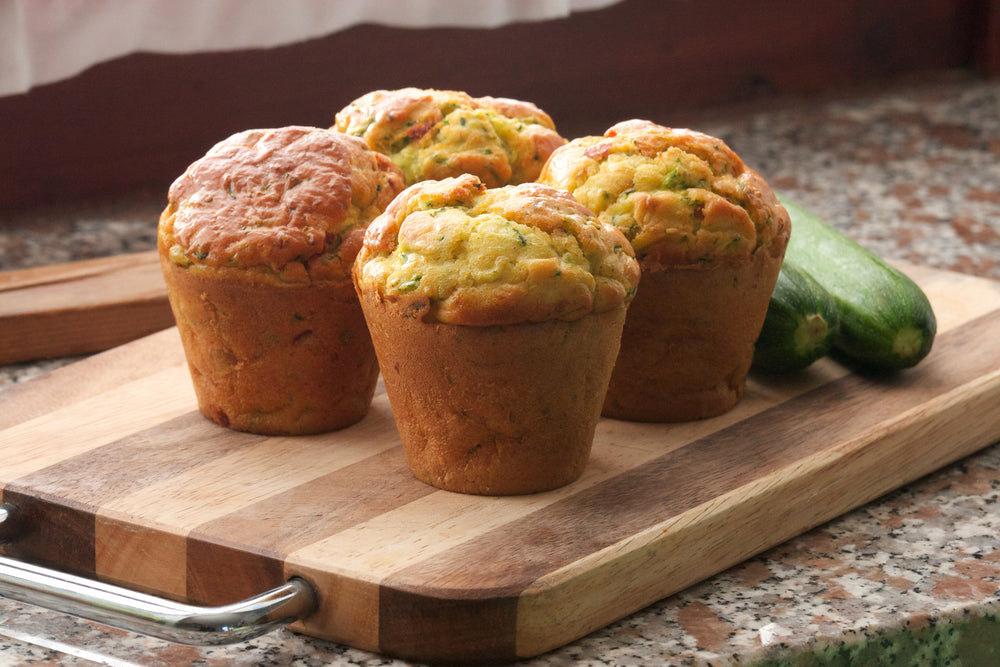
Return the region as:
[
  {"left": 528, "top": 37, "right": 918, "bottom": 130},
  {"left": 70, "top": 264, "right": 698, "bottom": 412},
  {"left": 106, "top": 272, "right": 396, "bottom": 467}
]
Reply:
[
  {"left": 538, "top": 120, "right": 789, "bottom": 268},
  {"left": 353, "top": 174, "right": 640, "bottom": 326},
  {"left": 332, "top": 88, "right": 566, "bottom": 188},
  {"left": 158, "top": 126, "right": 405, "bottom": 284}
]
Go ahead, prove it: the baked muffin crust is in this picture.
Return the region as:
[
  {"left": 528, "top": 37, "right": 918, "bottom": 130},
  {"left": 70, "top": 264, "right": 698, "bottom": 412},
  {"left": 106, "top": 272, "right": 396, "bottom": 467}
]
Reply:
[
  {"left": 353, "top": 174, "right": 639, "bottom": 326},
  {"left": 538, "top": 119, "right": 789, "bottom": 267},
  {"left": 159, "top": 126, "right": 404, "bottom": 284},
  {"left": 333, "top": 88, "right": 566, "bottom": 187}
]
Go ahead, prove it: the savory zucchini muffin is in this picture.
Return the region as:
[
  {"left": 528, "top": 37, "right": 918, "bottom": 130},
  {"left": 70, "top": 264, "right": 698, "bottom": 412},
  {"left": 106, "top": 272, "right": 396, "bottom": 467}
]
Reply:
[
  {"left": 353, "top": 174, "right": 639, "bottom": 495},
  {"left": 332, "top": 87, "right": 566, "bottom": 188},
  {"left": 159, "top": 126, "right": 405, "bottom": 435},
  {"left": 539, "top": 120, "right": 790, "bottom": 422}
]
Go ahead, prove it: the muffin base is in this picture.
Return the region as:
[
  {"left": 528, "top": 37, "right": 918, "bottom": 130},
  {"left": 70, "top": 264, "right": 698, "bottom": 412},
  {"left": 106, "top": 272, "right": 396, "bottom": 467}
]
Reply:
[
  {"left": 359, "top": 292, "right": 626, "bottom": 495},
  {"left": 162, "top": 259, "right": 379, "bottom": 435},
  {"left": 602, "top": 248, "right": 784, "bottom": 422}
]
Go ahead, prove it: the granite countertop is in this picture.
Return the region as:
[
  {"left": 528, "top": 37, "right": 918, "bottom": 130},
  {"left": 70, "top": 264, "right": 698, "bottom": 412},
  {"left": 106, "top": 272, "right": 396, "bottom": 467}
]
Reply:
[{"left": 1, "top": 71, "right": 999, "bottom": 666}]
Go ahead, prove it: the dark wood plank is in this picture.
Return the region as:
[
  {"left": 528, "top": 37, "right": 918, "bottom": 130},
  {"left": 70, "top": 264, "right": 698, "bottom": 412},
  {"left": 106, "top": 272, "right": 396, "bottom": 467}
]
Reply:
[{"left": 380, "top": 588, "right": 519, "bottom": 664}]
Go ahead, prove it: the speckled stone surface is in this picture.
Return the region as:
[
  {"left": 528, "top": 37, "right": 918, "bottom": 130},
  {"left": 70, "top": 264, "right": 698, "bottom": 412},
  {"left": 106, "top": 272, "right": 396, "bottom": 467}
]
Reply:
[{"left": 1, "top": 71, "right": 999, "bottom": 666}]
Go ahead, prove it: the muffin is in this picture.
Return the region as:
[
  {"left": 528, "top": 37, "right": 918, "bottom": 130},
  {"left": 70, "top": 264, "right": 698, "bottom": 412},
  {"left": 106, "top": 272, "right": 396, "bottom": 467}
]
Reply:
[
  {"left": 158, "top": 126, "right": 405, "bottom": 435},
  {"left": 353, "top": 174, "right": 639, "bottom": 495},
  {"left": 332, "top": 87, "right": 566, "bottom": 187},
  {"left": 539, "top": 120, "right": 790, "bottom": 422}
]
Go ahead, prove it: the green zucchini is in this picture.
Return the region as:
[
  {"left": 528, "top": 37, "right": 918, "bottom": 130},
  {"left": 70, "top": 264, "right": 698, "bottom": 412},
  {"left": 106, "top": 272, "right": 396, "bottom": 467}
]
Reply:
[
  {"left": 752, "top": 262, "right": 839, "bottom": 373},
  {"left": 774, "top": 195, "right": 936, "bottom": 372}
]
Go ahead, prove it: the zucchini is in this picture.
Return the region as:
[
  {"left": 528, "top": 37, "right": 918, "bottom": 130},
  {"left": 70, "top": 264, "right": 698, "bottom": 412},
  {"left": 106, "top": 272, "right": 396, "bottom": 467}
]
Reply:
[
  {"left": 752, "top": 262, "right": 839, "bottom": 373},
  {"left": 774, "top": 195, "right": 937, "bottom": 372}
]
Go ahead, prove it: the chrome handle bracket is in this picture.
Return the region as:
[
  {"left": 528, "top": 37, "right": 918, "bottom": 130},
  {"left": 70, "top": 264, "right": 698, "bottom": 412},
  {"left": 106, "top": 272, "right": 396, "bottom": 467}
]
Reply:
[{"left": 0, "top": 503, "right": 317, "bottom": 645}]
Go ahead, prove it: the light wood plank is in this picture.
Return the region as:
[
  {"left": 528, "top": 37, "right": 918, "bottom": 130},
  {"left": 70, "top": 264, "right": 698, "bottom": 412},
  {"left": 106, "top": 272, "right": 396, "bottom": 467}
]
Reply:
[{"left": 0, "top": 364, "right": 193, "bottom": 483}]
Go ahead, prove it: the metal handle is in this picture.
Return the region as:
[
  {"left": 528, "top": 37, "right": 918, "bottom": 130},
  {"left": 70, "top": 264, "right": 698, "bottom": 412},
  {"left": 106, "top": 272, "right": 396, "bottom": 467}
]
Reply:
[{"left": 0, "top": 504, "right": 317, "bottom": 645}]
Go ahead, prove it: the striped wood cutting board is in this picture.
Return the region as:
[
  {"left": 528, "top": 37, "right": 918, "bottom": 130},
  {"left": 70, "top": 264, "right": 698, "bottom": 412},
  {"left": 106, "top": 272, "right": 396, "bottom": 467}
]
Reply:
[{"left": 1, "top": 263, "right": 999, "bottom": 663}]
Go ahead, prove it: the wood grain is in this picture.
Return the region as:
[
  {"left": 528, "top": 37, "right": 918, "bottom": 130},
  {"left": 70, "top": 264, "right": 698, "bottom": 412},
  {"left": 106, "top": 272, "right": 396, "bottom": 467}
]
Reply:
[
  {"left": 0, "top": 264, "right": 998, "bottom": 663},
  {"left": 0, "top": 251, "right": 174, "bottom": 365}
]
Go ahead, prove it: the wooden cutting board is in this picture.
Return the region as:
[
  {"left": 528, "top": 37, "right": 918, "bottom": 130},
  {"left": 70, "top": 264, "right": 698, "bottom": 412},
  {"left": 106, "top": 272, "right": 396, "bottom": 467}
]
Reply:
[
  {"left": 0, "top": 251, "right": 173, "bottom": 365},
  {"left": 1, "top": 262, "right": 999, "bottom": 664}
]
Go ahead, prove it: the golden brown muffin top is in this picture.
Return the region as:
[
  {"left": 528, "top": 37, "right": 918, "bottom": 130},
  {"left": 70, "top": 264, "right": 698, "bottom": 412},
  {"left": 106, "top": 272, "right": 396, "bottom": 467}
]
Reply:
[
  {"left": 159, "top": 126, "right": 405, "bottom": 284},
  {"left": 353, "top": 174, "right": 640, "bottom": 326},
  {"left": 332, "top": 88, "right": 566, "bottom": 188},
  {"left": 538, "top": 120, "right": 790, "bottom": 267}
]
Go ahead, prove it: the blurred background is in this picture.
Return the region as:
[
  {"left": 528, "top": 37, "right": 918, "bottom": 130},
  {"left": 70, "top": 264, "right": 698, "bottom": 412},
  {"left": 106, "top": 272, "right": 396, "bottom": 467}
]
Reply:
[{"left": 2, "top": 0, "right": 997, "bottom": 210}]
